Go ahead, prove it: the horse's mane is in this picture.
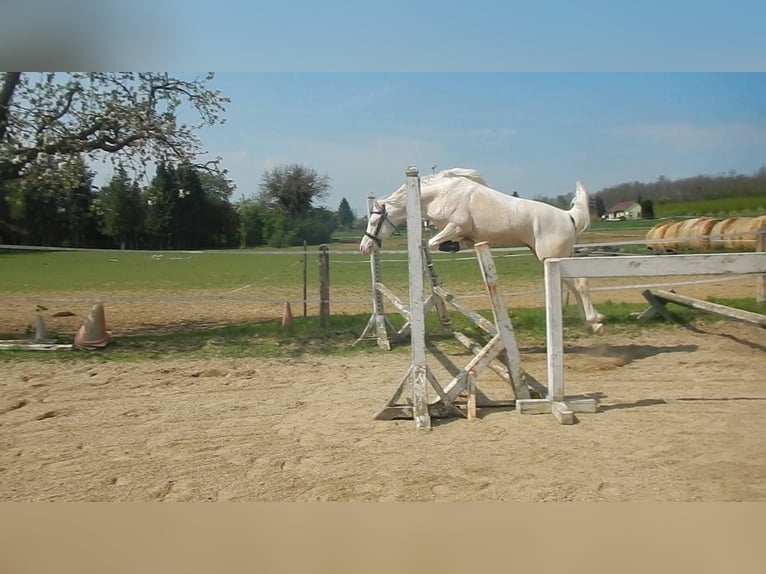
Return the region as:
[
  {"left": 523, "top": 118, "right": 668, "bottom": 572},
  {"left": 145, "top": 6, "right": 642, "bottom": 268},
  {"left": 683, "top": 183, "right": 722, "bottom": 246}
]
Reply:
[{"left": 384, "top": 168, "right": 489, "bottom": 207}]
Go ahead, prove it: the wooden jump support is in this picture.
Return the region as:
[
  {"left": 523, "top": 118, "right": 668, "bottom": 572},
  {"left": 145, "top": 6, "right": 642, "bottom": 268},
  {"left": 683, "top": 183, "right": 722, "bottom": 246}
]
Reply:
[
  {"left": 639, "top": 289, "right": 766, "bottom": 328},
  {"left": 364, "top": 166, "right": 532, "bottom": 429},
  {"left": 520, "top": 251, "right": 766, "bottom": 425},
  {"left": 355, "top": 195, "right": 451, "bottom": 350}
]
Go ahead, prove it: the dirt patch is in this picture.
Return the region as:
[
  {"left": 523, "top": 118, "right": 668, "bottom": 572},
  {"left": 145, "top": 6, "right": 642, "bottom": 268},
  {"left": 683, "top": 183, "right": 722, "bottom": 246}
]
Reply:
[{"left": 1, "top": 321, "right": 764, "bottom": 501}]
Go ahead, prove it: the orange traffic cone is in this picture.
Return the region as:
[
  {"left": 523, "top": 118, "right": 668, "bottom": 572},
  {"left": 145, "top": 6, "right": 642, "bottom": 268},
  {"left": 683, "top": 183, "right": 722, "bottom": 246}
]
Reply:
[
  {"left": 281, "top": 302, "right": 293, "bottom": 327},
  {"left": 74, "top": 302, "right": 112, "bottom": 350}
]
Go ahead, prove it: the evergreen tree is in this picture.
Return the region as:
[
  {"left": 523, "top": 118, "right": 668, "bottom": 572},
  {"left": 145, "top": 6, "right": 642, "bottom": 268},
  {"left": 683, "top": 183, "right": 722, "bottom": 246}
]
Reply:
[
  {"left": 176, "top": 163, "right": 206, "bottom": 249},
  {"left": 640, "top": 199, "right": 655, "bottom": 219},
  {"left": 98, "top": 167, "right": 145, "bottom": 249},
  {"left": 337, "top": 197, "right": 355, "bottom": 229},
  {"left": 594, "top": 195, "right": 606, "bottom": 219},
  {"left": 146, "top": 162, "right": 179, "bottom": 248}
]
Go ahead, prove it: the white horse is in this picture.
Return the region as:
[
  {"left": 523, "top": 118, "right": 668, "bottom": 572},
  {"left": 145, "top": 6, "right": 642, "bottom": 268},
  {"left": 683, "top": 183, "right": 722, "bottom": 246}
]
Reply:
[{"left": 359, "top": 168, "right": 605, "bottom": 334}]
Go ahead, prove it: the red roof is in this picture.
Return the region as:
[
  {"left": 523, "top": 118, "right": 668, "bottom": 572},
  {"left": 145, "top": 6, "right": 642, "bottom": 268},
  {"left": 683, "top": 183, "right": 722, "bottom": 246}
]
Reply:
[{"left": 607, "top": 200, "right": 639, "bottom": 213}]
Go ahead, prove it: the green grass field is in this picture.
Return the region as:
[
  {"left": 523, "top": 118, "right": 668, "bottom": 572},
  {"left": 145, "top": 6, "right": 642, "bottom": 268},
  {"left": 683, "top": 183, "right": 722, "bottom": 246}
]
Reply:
[
  {"left": 1, "top": 219, "right": 762, "bottom": 362},
  {"left": 655, "top": 195, "right": 766, "bottom": 218},
  {"left": 0, "top": 242, "right": 545, "bottom": 294}
]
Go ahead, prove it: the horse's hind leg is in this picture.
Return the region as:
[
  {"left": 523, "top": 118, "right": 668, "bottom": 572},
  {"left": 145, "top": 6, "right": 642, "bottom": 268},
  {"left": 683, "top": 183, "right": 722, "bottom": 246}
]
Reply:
[{"left": 563, "top": 277, "right": 605, "bottom": 335}]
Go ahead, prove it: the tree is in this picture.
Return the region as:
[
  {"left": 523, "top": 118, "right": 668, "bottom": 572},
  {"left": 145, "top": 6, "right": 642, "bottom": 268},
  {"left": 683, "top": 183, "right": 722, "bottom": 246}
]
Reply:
[
  {"left": 594, "top": 195, "right": 606, "bottom": 219},
  {"left": 4, "top": 154, "right": 95, "bottom": 246},
  {"left": 0, "top": 72, "right": 228, "bottom": 186},
  {"left": 337, "top": 197, "right": 355, "bottom": 229},
  {"left": 198, "top": 171, "right": 239, "bottom": 248},
  {"left": 258, "top": 164, "right": 330, "bottom": 218},
  {"left": 237, "top": 198, "right": 268, "bottom": 248},
  {"left": 97, "top": 167, "right": 145, "bottom": 249},
  {"left": 175, "top": 163, "right": 206, "bottom": 249},
  {"left": 145, "top": 161, "right": 179, "bottom": 248},
  {"left": 291, "top": 208, "right": 337, "bottom": 245},
  {"left": 640, "top": 199, "right": 655, "bottom": 219}
]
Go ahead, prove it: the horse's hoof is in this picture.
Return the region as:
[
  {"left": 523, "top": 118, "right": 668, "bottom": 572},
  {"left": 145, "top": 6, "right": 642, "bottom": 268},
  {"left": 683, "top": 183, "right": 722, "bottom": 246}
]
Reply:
[
  {"left": 591, "top": 323, "right": 605, "bottom": 336},
  {"left": 438, "top": 241, "right": 461, "bottom": 253}
]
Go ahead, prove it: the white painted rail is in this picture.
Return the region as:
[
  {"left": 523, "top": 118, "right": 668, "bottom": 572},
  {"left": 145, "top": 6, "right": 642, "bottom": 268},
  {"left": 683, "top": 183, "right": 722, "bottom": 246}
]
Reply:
[{"left": 520, "top": 251, "right": 766, "bottom": 424}]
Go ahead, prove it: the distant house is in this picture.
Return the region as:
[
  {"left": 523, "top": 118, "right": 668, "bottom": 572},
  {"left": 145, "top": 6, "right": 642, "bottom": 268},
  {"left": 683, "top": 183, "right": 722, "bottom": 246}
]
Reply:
[{"left": 605, "top": 200, "right": 642, "bottom": 220}]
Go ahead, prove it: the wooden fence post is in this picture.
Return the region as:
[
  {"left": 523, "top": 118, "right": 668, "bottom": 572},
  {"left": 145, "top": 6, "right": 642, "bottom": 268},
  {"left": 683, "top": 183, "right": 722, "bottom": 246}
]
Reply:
[
  {"left": 757, "top": 226, "right": 766, "bottom": 304},
  {"left": 303, "top": 240, "right": 308, "bottom": 317},
  {"left": 318, "top": 244, "right": 330, "bottom": 328}
]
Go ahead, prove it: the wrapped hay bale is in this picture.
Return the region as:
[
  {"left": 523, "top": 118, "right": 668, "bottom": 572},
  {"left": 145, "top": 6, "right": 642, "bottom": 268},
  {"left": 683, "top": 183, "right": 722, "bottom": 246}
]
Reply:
[
  {"left": 675, "top": 217, "right": 714, "bottom": 250},
  {"left": 727, "top": 215, "right": 766, "bottom": 251},
  {"left": 646, "top": 215, "right": 766, "bottom": 252},
  {"left": 686, "top": 217, "right": 719, "bottom": 250},
  {"left": 709, "top": 217, "right": 741, "bottom": 250},
  {"left": 645, "top": 220, "right": 677, "bottom": 251}
]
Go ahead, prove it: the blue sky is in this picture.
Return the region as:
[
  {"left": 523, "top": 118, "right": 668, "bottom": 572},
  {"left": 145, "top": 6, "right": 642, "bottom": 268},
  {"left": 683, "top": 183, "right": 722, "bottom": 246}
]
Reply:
[
  {"left": 162, "top": 1, "right": 766, "bottom": 71},
  {"left": 179, "top": 73, "right": 766, "bottom": 216}
]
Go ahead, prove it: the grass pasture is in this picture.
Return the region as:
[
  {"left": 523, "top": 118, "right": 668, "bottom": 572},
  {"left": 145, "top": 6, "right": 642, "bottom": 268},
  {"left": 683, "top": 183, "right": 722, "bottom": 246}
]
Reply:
[
  {"left": 0, "top": 220, "right": 761, "bottom": 361},
  {"left": 655, "top": 195, "right": 766, "bottom": 218}
]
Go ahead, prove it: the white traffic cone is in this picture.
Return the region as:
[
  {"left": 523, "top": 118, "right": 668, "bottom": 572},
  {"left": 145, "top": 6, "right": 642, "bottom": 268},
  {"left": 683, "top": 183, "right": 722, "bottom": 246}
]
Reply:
[
  {"left": 74, "top": 302, "right": 112, "bottom": 350},
  {"left": 34, "top": 314, "right": 50, "bottom": 341},
  {"left": 281, "top": 302, "right": 293, "bottom": 327}
]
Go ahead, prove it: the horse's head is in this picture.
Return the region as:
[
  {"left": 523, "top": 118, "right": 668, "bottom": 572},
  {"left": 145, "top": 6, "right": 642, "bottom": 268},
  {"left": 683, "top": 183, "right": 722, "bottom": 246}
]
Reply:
[{"left": 359, "top": 199, "right": 397, "bottom": 255}]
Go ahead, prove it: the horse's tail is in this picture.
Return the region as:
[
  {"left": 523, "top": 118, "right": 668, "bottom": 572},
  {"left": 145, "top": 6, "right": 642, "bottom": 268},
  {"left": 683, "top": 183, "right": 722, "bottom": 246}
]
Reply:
[{"left": 568, "top": 180, "right": 591, "bottom": 235}]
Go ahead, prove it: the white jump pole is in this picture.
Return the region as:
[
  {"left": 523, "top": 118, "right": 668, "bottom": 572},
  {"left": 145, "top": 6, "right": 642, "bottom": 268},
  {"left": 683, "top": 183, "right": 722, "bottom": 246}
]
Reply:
[{"left": 404, "top": 166, "right": 430, "bottom": 429}]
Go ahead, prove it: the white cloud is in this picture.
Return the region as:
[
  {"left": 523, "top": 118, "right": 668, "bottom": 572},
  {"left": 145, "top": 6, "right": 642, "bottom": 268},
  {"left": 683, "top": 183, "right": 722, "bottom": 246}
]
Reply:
[{"left": 604, "top": 122, "right": 766, "bottom": 151}]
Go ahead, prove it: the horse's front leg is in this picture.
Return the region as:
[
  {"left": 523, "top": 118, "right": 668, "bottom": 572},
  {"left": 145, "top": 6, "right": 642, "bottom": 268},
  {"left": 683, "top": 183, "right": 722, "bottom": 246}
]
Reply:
[
  {"left": 427, "top": 223, "right": 473, "bottom": 252},
  {"left": 563, "top": 277, "right": 605, "bottom": 335}
]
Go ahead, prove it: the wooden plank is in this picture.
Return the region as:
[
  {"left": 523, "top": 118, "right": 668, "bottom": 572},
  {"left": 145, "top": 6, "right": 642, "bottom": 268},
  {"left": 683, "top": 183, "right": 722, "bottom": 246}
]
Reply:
[
  {"left": 0, "top": 343, "right": 73, "bottom": 351},
  {"left": 639, "top": 289, "right": 685, "bottom": 324},
  {"left": 516, "top": 397, "right": 598, "bottom": 417},
  {"left": 551, "top": 401, "right": 575, "bottom": 425},
  {"left": 475, "top": 242, "right": 529, "bottom": 400},
  {"left": 385, "top": 365, "right": 413, "bottom": 407},
  {"left": 515, "top": 398, "right": 552, "bottom": 415},
  {"left": 757, "top": 226, "right": 765, "bottom": 304},
  {"left": 373, "top": 314, "right": 392, "bottom": 350},
  {"left": 442, "top": 334, "right": 502, "bottom": 400},
  {"left": 405, "top": 166, "right": 431, "bottom": 429},
  {"left": 466, "top": 373, "right": 477, "bottom": 421},
  {"left": 375, "top": 282, "right": 410, "bottom": 322},
  {"left": 556, "top": 252, "right": 766, "bottom": 279},
  {"left": 453, "top": 331, "right": 547, "bottom": 398},
  {"left": 318, "top": 244, "right": 330, "bottom": 328},
  {"left": 544, "top": 259, "right": 565, "bottom": 402},
  {"left": 567, "top": 398, "right": 599, "bottom": 413},
  {"left": 374, "top": 402, "right": 465, "bottom": 420},
  {"left": 433, "top": 286, "right": 496, "bottom": 335},
  {"left": 425, "top": 367, "right": 452, "bottom": 405},
  {"left": 651, "top": 289, "right": 766, "bottom": 327},
  {"left": 454, "top": 331, "right": 510, "bottom": 383},
  {"left": 423, "top": 248, "right": 453, "bottom": 330}
]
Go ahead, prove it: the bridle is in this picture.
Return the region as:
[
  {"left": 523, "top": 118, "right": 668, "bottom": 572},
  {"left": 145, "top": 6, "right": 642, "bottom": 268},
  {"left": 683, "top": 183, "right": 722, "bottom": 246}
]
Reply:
[{"left": 364, "top": 203, "right": 399, "bottom": 248}]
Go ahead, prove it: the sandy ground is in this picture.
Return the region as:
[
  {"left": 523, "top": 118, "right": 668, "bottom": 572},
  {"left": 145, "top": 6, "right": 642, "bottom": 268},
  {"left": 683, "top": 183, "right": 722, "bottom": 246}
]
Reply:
[{"left": 1, "top": 316, "right": 764, "bottom": 501}]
